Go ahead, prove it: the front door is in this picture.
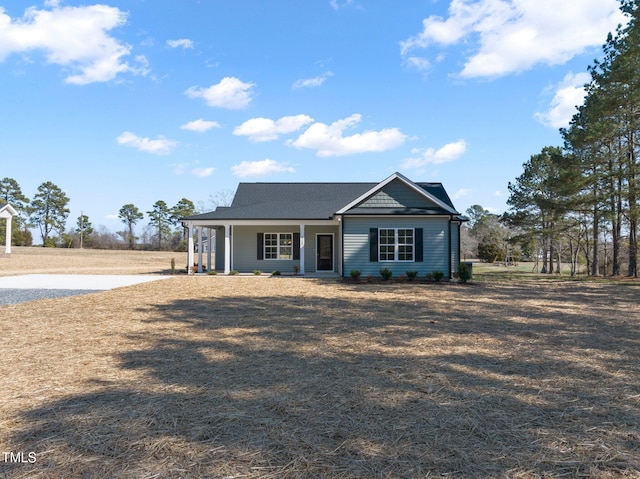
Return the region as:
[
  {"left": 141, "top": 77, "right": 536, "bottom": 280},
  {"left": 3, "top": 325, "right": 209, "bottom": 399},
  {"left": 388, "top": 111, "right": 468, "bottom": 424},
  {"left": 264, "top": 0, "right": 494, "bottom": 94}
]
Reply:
[{"left": 316, "top": 234, "right": 333, "bottom": 271}]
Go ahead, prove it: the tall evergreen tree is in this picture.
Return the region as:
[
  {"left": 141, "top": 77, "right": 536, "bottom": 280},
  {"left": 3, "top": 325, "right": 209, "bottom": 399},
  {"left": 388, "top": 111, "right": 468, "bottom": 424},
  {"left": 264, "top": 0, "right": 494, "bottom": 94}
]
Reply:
[
  {"left": 504, "top": 147, "right": 581, "bottom": 273},
  {"left": 118, "top": 204, "right": 144, "bottom": 250},
  {"left": 171, "top": 198, "right": 195, "bottom": 231},
  {"left": 30, "top": 181, "right": 70, "bottom": 247},
  {"left": 147, "top": 200, "right": 172, "bottom": 250},
  {"left": 562, "top": 0, "right": 640, "bottom": 276}
]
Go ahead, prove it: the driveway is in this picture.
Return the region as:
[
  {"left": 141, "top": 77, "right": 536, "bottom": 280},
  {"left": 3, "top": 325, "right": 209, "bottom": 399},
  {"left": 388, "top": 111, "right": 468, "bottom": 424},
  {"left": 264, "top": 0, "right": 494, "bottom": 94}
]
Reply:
[{"left": 0, "top": 274, "right": 169, "bottom": 306}]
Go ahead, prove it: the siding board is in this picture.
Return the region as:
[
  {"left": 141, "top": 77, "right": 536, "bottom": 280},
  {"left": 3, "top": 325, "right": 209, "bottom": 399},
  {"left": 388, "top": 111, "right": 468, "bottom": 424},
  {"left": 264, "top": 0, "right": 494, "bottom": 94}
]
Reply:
[{"left": 343, "top": 216, "right": 450, "bottom": 277}]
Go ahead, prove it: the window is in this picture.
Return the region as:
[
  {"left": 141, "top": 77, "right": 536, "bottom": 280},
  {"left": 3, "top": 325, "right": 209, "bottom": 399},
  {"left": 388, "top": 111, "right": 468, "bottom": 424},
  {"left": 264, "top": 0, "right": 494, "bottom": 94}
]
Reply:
[
  {"left": 379, "top": 228, "right": 414, "bottom": 262},
  {"left": 264, "top": 233, "right": 293, "bottom": 260}
]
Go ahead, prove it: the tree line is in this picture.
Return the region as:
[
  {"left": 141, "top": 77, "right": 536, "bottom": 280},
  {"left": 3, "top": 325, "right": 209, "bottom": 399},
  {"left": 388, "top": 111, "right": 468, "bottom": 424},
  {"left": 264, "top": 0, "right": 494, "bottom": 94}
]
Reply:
[
  {"left": 0, "top": 177, "right": 209, "bottom": 251},
  {"left": 503, "top": 0, "right": 640, "bottom": 277}
]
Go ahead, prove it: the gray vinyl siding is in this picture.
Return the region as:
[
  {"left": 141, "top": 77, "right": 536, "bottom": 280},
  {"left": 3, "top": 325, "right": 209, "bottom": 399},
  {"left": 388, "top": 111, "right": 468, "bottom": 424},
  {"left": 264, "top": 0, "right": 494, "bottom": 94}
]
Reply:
[
  {"left": 450, "top": 222, "right": 460, "bottom": 274},
  {"left": 230, "top": 225, "right": 339, "bottom": 273},
  {"left": 343, "top": 216, "right": 451, "bottom": 277},
  {"left": 359, "top": 178, "right": 436, "bottom": 209}
]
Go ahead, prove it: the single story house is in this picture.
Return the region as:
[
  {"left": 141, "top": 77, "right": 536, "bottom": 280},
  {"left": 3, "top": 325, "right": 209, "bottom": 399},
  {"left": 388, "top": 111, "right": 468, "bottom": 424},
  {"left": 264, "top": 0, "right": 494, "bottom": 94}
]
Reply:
[{"left": 181, "top": 172, "right": 467, "bottom": 278}]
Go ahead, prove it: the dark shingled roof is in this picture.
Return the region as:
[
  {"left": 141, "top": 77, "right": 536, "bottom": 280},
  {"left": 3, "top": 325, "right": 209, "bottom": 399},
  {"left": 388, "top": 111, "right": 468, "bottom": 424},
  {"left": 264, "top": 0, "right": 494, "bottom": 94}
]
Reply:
[{"left": 184, "top": 180, "right": 459, "bottom": 221}]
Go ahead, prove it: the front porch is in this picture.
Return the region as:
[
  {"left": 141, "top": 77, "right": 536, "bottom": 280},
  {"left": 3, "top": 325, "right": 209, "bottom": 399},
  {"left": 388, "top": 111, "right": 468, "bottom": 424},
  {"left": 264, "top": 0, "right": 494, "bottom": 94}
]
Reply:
[{"left": 184, "top": 220, "right": 343, "bottom": 276}]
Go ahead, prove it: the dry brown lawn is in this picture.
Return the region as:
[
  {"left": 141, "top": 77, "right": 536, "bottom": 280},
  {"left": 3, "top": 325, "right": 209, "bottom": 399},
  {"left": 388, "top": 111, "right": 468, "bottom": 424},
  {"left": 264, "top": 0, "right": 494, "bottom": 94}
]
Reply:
[
  {"left": 0, "top": 246, "right": 179, "bottom": 276},
  {"left": 1, "top": 249, "right": 639, "bottom": 478}
]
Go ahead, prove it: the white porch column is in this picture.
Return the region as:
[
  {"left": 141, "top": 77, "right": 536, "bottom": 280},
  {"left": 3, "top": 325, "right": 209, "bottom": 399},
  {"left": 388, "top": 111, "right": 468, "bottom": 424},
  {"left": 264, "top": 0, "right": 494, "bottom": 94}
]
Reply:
[
  {"left": 207, "top": 228, "right": 213, "bottom": 272},
  {"left": 197, "top": 226, "right": 203, "bottom": 273},
  {"left": 5, "top": 215, "right": 12, "bottom": 255},
  {"left": 224, "top": 224, "right": 231, "bottom": 274},
  {"left": 187, "top": 223, "right": 194, "bottom": 275},
  {"left": 299, "top": 224, "right": 305, "bottom": 275}
]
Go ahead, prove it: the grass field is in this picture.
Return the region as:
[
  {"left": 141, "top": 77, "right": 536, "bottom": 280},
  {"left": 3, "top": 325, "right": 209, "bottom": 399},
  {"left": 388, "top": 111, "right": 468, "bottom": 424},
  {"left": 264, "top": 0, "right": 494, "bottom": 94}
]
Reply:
[
  {"left": 1, "top": 248, "right": 639, "bottom": 478},
  {"left": 0, "top": 246, "right": 180, "bottom": 276}
]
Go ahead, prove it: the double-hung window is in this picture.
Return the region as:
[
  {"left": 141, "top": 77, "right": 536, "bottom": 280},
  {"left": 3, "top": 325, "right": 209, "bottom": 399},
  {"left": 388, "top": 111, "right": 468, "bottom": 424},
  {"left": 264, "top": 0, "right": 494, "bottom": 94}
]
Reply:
[
  {"left": 264, "top": 233, "right": 293, "bottom": 260},
  {"left": 379, "top": 228, "right": 414, "bottom": 262}
]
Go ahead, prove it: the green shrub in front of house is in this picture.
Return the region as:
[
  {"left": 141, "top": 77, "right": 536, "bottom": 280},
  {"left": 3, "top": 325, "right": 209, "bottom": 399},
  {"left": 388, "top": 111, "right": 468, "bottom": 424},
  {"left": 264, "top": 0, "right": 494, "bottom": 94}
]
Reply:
[
  {"left": 350, "top": 269, "right": 361, "bottom": 280},
  {"left": 253, "top": 270, "right": 263, "bottom": 275},
  {"left": 432, "top": 271, "right": 445, "bottom": 282},
  {"left": 458, "top": 262, "right": 472, "bottom": 283},
  {"left": 208, "top": 270, "right": 217, "bottom": 275},
  {"left": 271, "top": 270, "right": 281, "bottom": 276},
  {"left": 380, "top": 267, "right": 393, "bottom": 281},
  {"left": 229, "top": 270, "right": 239, "bottom": 275},
  {"left": 406, "top": 271, "right": 418, "bottom": 281}
]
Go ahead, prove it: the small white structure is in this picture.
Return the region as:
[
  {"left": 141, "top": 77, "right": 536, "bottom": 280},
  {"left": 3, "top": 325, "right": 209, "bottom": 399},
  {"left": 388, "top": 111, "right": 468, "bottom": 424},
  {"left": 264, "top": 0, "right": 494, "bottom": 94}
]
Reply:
[{"left": 0, "top": 204, "right": 17, "bottom": 256}]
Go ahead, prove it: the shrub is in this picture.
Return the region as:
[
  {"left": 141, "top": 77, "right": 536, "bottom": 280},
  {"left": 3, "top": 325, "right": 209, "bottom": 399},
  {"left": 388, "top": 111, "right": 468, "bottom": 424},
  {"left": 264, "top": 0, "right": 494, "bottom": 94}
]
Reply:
[
  {"left": 229, "top": 270, "right": 239, "bottom": 275},
  {"left": 433, "top": 270, "right": 445, "bottom": 282},
  {"left": 425, "top": 272, "right": 434, "bottom": 281},
  {"left": 170, "top": 258, "right": 175, "bottom": 275},
  {"left": 458, "top": 262, "right": 472, "bottom": 283},
  {"left": 406, "top": 270, "right": 418, "bottom": 280},
  {"left": 271, "top": 270, "right": 281, "bottom": 276},
  {"left": 380, "top": 267, "right": 393, "bottom": 280},
  {"left": 350, "top": 269, "right": 361, "bottom": 280},
  {"left": 208, "top": 270, "right": 217, "bottom": 275},
  {"left": 253, "top": 270, "right": 263, "bottom": 275}
]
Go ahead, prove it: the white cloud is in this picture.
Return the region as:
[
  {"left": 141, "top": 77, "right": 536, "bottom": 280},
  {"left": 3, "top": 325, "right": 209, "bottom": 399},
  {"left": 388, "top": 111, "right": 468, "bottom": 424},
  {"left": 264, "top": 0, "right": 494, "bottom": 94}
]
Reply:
[
  {"left": 288, "top": 114, "right": 406, "bottom": 157},
  {"left": 404, "top": 56, "right": 431, "bottom": 72},
  {"left": 535, "top": 72, "right": 591, "bottom": 128},
  {"left": 104, "top": 213, "right": 119, "bottom": 220},
  {"left": 401, "top": 0, "right": 626, "bottom": 78},
  {"left": 453, "top": 188, "right": 472, "bottom": 200},
  {"left": 330, "top": 0, "right": 355, "bottom": 10},
  {"left": 116, "top": 131, "right": 177, "bottom": 155},
  {"left": 181, "top": 119, "right": 221, "bottom": 132},
  {"left": 231, "top": 159, "right": 295, "bottom": 178},
  {"left": 292, "top": 71, "right": 334, "bottom": 89},
  {"left": 0, "top": 4, "right": 147, "bottom": 84},
  {"left": 185, "top": 77, "right": 255, "bottom": 109},
  {"left": 401, "top": 139, "right": 467, "bottom": 169},
  {"left": 167, "top": 38, "right": 193, "bottom": 49},
  {"left": 191, "top": 167, "right": 215, "bottom": 177},
  {"left": 233, "top": 115, "right": 314, "bottom": 142}
]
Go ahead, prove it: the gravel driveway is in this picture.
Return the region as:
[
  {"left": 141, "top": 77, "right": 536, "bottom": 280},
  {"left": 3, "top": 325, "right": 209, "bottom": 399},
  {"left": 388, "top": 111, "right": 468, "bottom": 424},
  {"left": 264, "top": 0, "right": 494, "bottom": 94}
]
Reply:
[{"left": 0, "top": 274, "right": 169, "bottom": 306}]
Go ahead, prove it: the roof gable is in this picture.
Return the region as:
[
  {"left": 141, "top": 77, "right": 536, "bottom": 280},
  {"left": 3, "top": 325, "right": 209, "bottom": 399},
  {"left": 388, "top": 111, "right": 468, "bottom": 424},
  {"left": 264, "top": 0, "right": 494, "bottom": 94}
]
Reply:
[
  {"left": 358, "top": 178, "right": 440, "bottom": 209},
  {"left": 336, "top": 172, "right": 458, "bottom": 215}
]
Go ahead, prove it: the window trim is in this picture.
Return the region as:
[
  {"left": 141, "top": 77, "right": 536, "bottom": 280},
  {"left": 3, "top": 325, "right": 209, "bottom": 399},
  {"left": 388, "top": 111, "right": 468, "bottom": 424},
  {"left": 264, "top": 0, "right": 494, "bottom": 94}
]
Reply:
[
  {"left": 378, "top": 228, "right": 415, "bottom": 262},
  {"left": 264, "top": 232, "right": 294, "bottom": 260}
]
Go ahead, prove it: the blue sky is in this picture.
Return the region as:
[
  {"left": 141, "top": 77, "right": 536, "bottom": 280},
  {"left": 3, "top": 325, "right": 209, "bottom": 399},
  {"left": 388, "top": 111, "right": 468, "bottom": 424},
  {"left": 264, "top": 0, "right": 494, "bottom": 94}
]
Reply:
[{"left": 0, "top": 0, "right": 627, "bottom": 238}]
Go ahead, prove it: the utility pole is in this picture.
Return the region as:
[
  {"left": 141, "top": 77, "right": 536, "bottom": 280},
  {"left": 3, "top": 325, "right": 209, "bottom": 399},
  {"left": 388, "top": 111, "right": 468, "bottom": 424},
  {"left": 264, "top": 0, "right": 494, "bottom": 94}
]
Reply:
[{"left": 80, "top": 210, "right": 84, "bottom": 249}]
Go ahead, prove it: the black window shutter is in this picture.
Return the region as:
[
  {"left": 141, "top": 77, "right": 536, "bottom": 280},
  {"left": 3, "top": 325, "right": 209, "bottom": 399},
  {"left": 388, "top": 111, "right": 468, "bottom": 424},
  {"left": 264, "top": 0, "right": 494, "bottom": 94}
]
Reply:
[
  {"left": 293, "top": 233, "right": 300, "bottom": 260},
  {"left": 257, "top": 233, "right": 264, "bottom": 260},
  {"left": 415, "top": 228, "right": 423, "bottom": 262},
  {"left": 369, "top": 228, "right": 378, "bottom": 262}
]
